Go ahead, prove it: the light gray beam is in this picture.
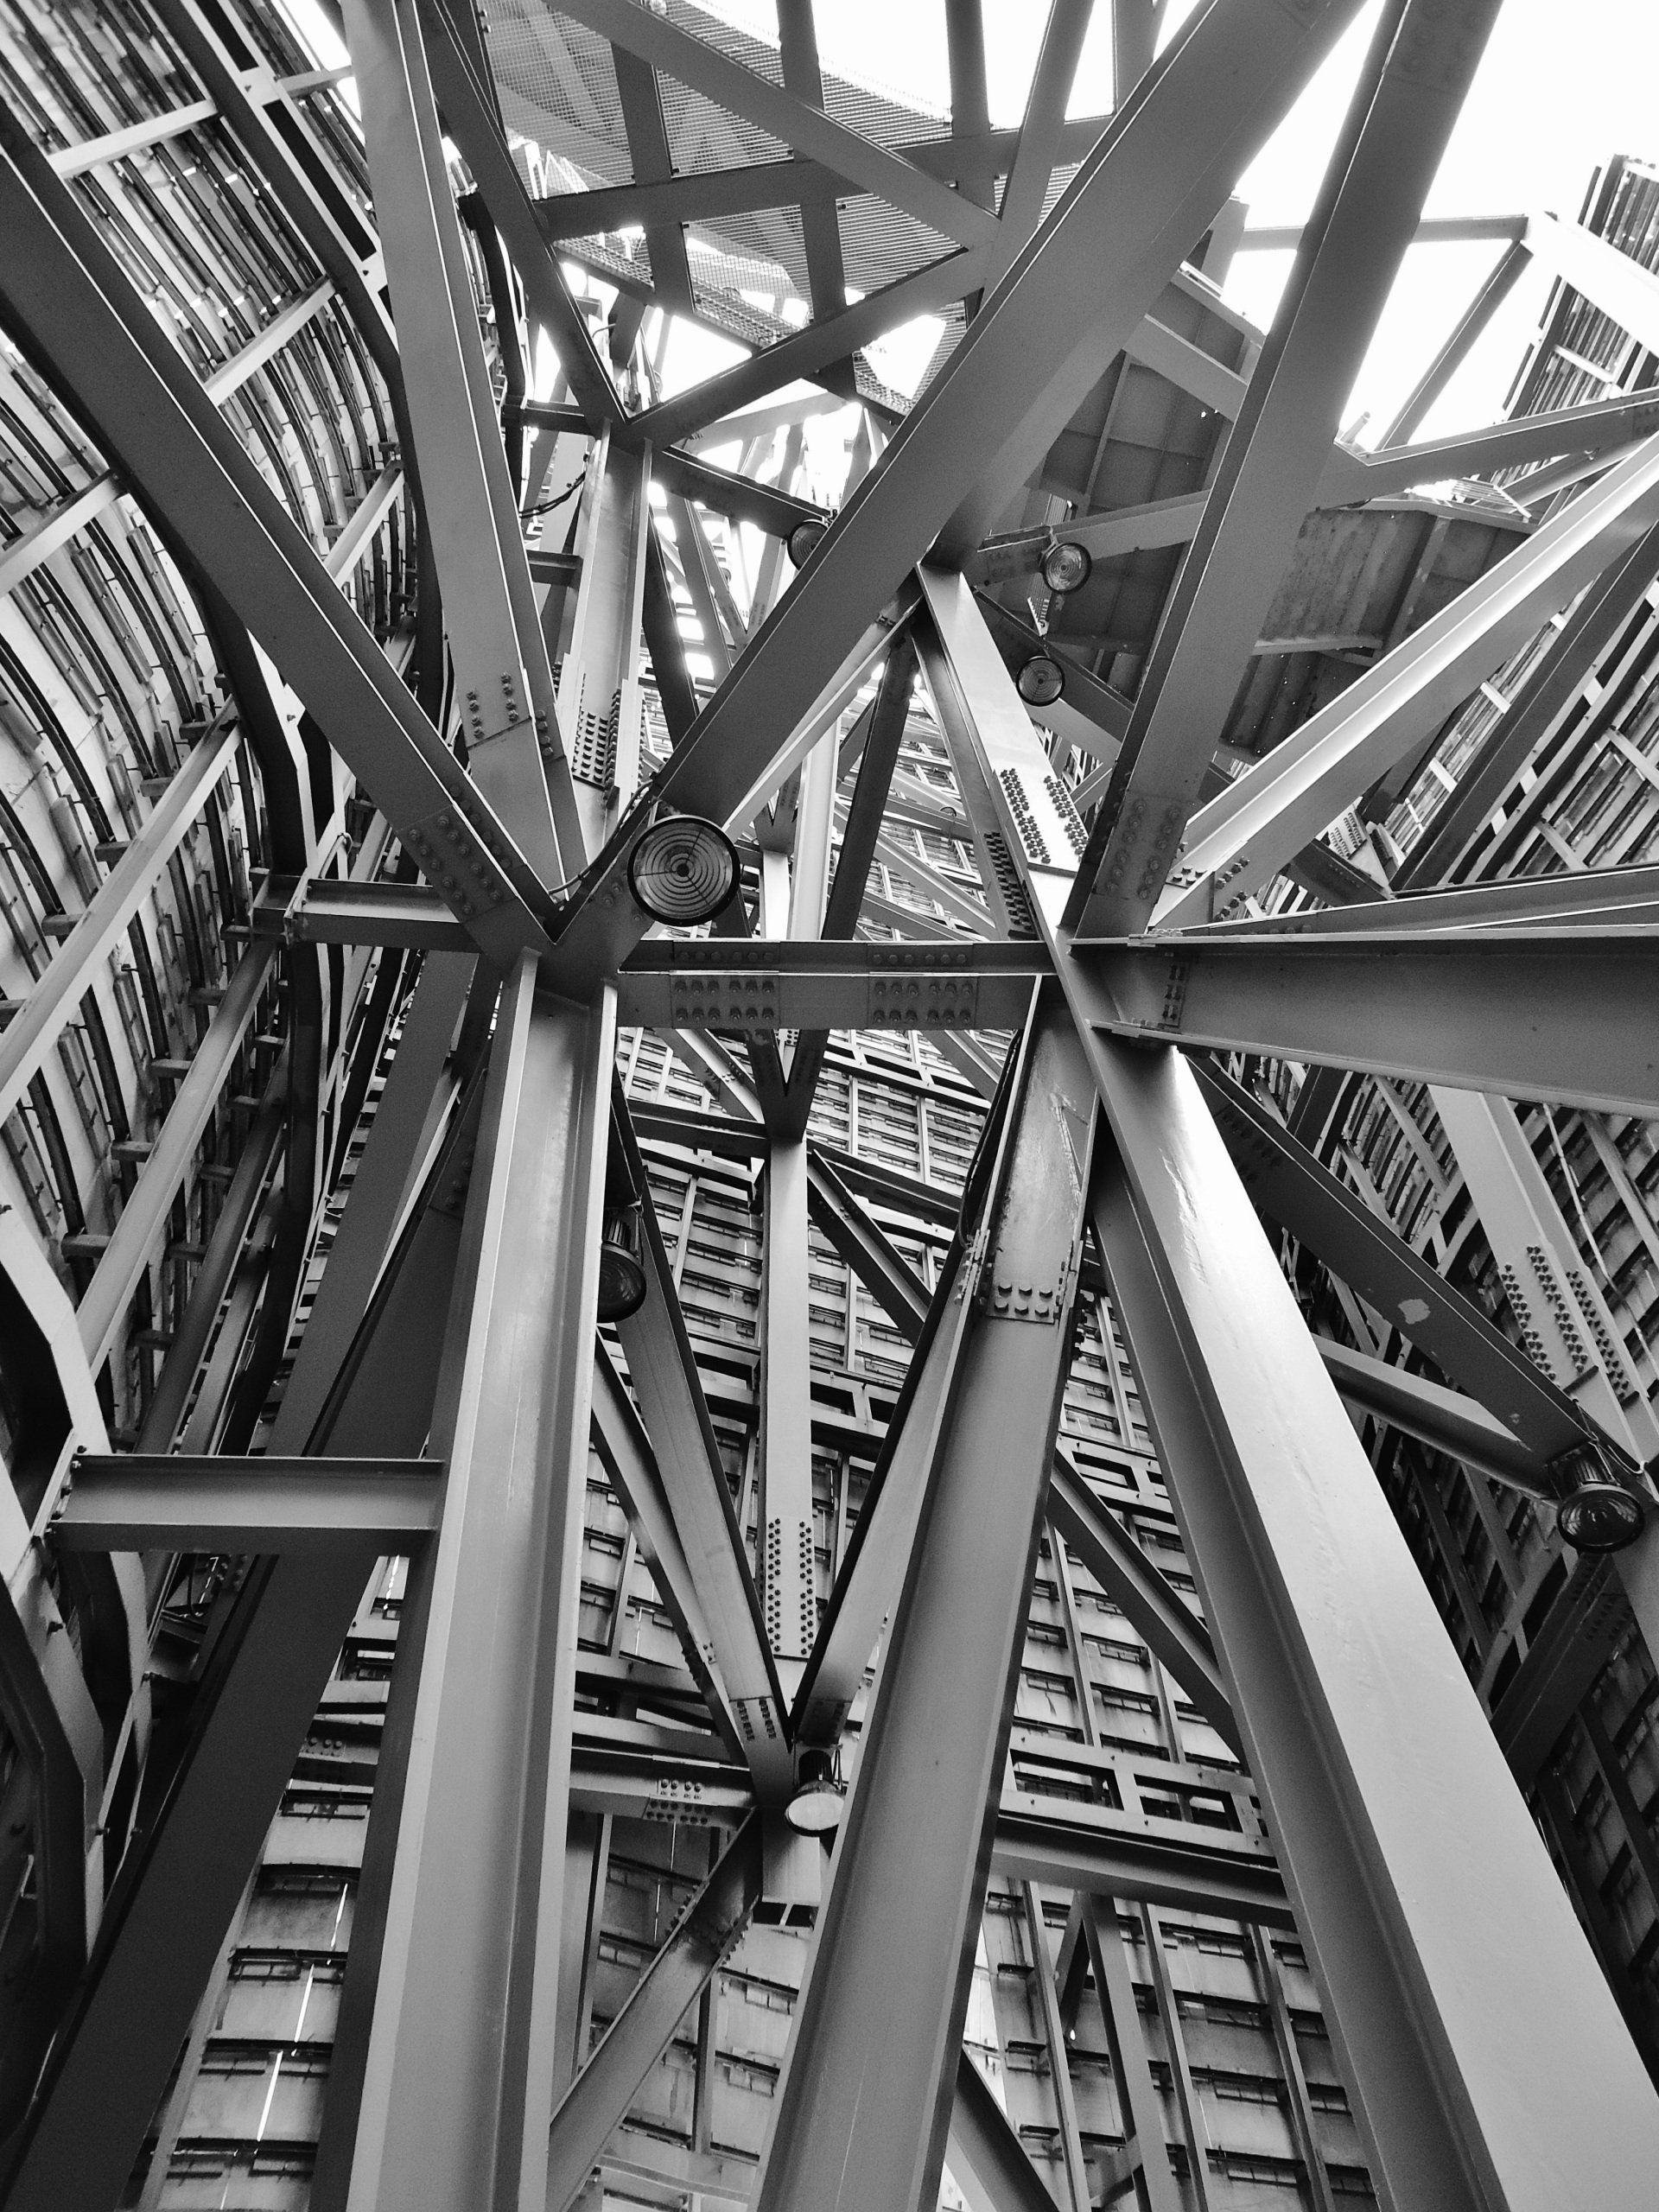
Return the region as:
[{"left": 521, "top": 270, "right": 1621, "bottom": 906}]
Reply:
[
  {"left": 991, "top": 1787, "right": 1293, "bottom": 1925},
  {"left": 0, "top": 118, "right": 555, "bottom": 963},
  {"left": 804, "top": 1147, "right": 931, "bottom": 1337},
  {"left": 50, "top": 1456, "right": 443, "bottom": 1552},
  {"left": 346, "top": 0, "right": 580, "bottom": 880},
  {"left": 1402, "top": 517, "right": 1659, "bottom": 887},
  {"left": 1159, "top": 424, "right": 1659, "bottom": 928},
  {"left": 1069, "top": 0, "right": 1503, "bottom": 937},
  {"left": 1378, "top": 238, "right": 1532, "bottom": 447},
  {"left": 415, "top": 0, "right": 620, "bottom": 426},
  {"left": 0, "top": 716, "right": 239, "bottom": 1129},
  {"left": 755, "top": 1005, "right": 1096, "bottom": 2212},
  {"left": 946, "top": 2049, "right": 1059, "bottom": 2212},
  {"left": 1046, "top": 1457, "right": 1241, "bottom": 1750},
  {"left": 553, "top": 0, "right": 998, "bottom": 251},
  {"left": 320, "top": 963, "right": 613, "bottom": 2212},
  {"left": 531, "top": 117, "right": 1116, "bottom": 237},
  {"left": 546, "top": 1816, "right": 762, "bottom": 2212},
  {"left": 626, "top": 250, "right": 993, "bottom": 448},
  {"left": 1236, "top": 212, "right": 1525, "bottom": 253},
  {"left": 1185, "top": 859, "right": 1659, "bottom": 936},
  {"left": 1082, "top": 1036, "right": 1659, "bottom": 2209},
  {"left": 1331, "top": 387, "right": 1659, "bottom": 504},
  {"left": 1190, "top": 1061, "right": 1591, "bottom": 1465},
  {"left": 617, "top": 939, "right": 1046, "bottom": 1034},
  {"left": 589, "top": 1341, "right": 742, "bottom": 1756},
  {"left": 77, "top": 942, "right": 276, "bottom": 1373},
  {"left": 1316, "top": 1338, "right": 1553, "bottom": 1497},
  {"left": 1075, "top": 929, "right": 1659, "bottom": 1118},
  {"left": 543, "top": 0, "right": 1363, "bottom": 995},
  {"left": 612, "top": 1110, "right": 795, "bottom": 1802},
  {"left": 1525, "top": 208, "right": 1659, "bottom": 359}
]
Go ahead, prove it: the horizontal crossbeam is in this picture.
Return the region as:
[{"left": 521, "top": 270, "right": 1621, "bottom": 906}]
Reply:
[
  {"left": 49, "top": 1456, "right": 444, "bottom": 1551},
  {"left": 1076, "top": 931, "right": 1659, "bottom": 1116}
]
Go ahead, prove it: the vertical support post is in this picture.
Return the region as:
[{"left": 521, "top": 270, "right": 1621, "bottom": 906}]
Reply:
[
  {"left": 1084, "top": 1902, "right": 1182, "bottom": 2212},
  {"left": 558, "top": 429, "right": 653, "bottom": 849},
  {"left": 753, "top": 999, "right": 1096, "bottom": 2212},
  {"left": 344, "top": 0, "right": 580, "bottom": 880},
  {"left": 314, "top": 958, "right": 613, "bottom": 2212},
  {"left": 1249, "top": 1928, "right": 1339, "bottom": 2212},
  {"left": 1141, "top": 1909, "right": 1214, "bottom": 2212},
  {"left": 760, "top": 1135, "right": 817, "bottom": 1688},
  {"left": 1020, "top": 1884, "right": 1093, "bottom": 2212},
  {"left": 1080, "top": 1033, "right": 1659, "bottom": 2212}
]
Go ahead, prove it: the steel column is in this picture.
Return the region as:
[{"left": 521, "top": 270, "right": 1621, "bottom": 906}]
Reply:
[
  {"left": 1083, "top": 1034, "right": 1659, "bottom": 2209},
  {"left": 315, "top": 962, "right": 612, "bottom": 2212},
  {"left": 753, "top": 1001, "right": 1095, "bottom": 2212}
]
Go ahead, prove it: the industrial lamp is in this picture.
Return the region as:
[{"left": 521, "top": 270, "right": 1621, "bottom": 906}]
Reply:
[
  {"left": 787, "top": 518, "right": 827, "bottom": 567},
  {"left": 1040, "top": 539, "right": 1092, "bottom": 595},
  {"left": 1016, "top": 652, "right": 1065, "bottom": 707},
  {"left": 784, "top": 1747, "right": 844, "bottom": 1835},
  {"left": 1551, "top": 1437, "right": 1648, "bottom": 1553},
  {"left": 596, "top": 1199, "right": 647, "bottom": 1323},
  {"left": 627, "top": 814, "right": 739, "bottom": 925}
]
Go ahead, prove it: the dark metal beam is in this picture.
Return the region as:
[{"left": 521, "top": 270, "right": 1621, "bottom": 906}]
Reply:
[{"left": 49, "top": 1457, "right": 443, "bottom": 1553}]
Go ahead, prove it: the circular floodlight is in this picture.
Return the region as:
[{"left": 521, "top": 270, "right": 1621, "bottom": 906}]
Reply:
[
  {"left": 1016, "top": 652, "right": 1065, "bottom": 708},
  {"left": 627, "top": 815, "right": 738, "bottom": 925},
  {"left": 1041, "top": 539, "right": 1092, "bottom": 596},
  {"left": 787, "top": 518, "right": 828, "bottom": 568},
  {"left": 1550, "top": 1438, "right": 1648, "bottom": 1553},
  {"left": 596, "top": 1202, "right": 647, "bottom": 1323},
  {"left": 1556, "top": 1476, "right": 1646, "bottom": 1553},
  {"left": 785, "top": 1747, "right": 844, "bottom": 1836}
]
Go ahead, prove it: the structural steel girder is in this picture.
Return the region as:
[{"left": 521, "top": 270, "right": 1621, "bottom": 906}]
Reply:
[
  {"left": 1071, "top": 0, "right": 1501, "bottom": 937},
  {"left": 755, "top": 1000, "right": 1096, "bottom": 2212},
  {"left": 1158, "top": 426, "right": 1659, "bottom": 929},
  {"left": 1075, "top": 930, "right": 1659, "bottom": 1116},
  {"left": 1085, "top": 1047, "right": 1659, "bottom": 2210},
  {"left": 314, "top": 963, "right": 613, "bottom": 2212},
  {"left": 49, "top": 1455, "right": 443, "bottom": 1552},
  {"left": 0, "top": 113, "right": 556, "bottom": 963},
  {"left": 542, "top": 0, "right": 1362, "bottom": 995}
]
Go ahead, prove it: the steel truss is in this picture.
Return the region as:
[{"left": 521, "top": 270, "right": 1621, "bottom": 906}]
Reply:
[{"left": 0, "top": 2, "right": 1657, "bottom": 2209}]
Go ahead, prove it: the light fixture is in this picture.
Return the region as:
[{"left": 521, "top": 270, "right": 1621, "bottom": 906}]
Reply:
[
  {"left": 627, "top": 814, "right": 738, "bottom": 925},
  {"left": 1550, "top": 1438, "right": 1647, "bottom": 1553},
  {"left": 787, "top": 518, "right": 827, "bottom": 567},
  {"left": 596, "top": 1199, "right": 647, "bottom": 1322},
  {"left": 1040, "top": 539, "right": 1092, "bottom": 595},
  {"left": 785, "top": 1746, "right": 844, "bottom": 1835},
  {"left": 1016, "top": 652, "right": 1065, "bottom": 707}
]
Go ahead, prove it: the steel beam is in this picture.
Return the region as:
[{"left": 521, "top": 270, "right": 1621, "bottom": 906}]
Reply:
[
  {"left": 753, "top": 1001, "right": 1095, "bottom": 2212},
  {"left": 545, "top": 1816, "right": 763, "bottom": 2212},
  {"left": 1073, "top": 929, "right": 1659, "bottom": 1118},
  {"left": 316, "top": 963, "right": 613, "bottom": 2212},
  {"left": 1316, "top": 1337, "right": 1554, "bottom": 1497},
  {"left": 1190, "top": 1062, "right": 1592, "bottom": 1465},
  {"left": 946, "top": 2048, "right": 1060, "bottom": 2212},
  {"left": 543, "top": 0, "right": 1360, "bottom": 992},
  {"left": 1081, "top": 1033, "right": 1659, "bottom": 2210},
  {"left": 0, "top": 1047, "right": 485, "bottom": 2211},
  {"left": 1157, "top": 427, "right": 1659, "bottom": 928},
  {"left": 617, "top": 938, "right": 1048, "bottom": 1034},
  {"left": 49, "top": 1456, "right": 443, "bottom": 1552},
  {"left": 0, "top": 716, "right": 239, "bottom": 1129},
  {"left": 558, "top": 429, "right": 653, "bottom": 843},
  {"left": 1192, "top": 858, "right": 1659, "bottom": 935},
  {"left": 77, "top": 941, "right": 276, "bottom": 1373},
  {"left": 588, "top": 1341, "right": 741, "bottom": 1754},
  {"left": 611, "top": 1110, "right": 794, "bottom": 1800},
  {"left": 416, "top": 0, "right": 620, "bottom": 427},
  {"left": 1083, "top": 1903, "right": 1181, "bottom": 2212},
  {"left": 758, "top": 1137, "right": 817, "bottom": 1678},
  {"left": 1046, "top": 1456, "right": 1241, "bottom": 1749},
  {"left": 346, "top": 0, "right": 579, "bottom": 880},
  {"left": 553, "top": 0, "right": 997, "bottom": 252},
  {"left": 990, "top": 1789, "right": 1292, "bottom": 1926},
  {"left": 1069, "top": 0, "right": 1503, "bottom": 936},
  {"left": 0, "top": 115, "right": 556, "bottom": 961}
]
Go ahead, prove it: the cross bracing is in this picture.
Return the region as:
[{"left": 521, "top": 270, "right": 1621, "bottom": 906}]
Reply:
[{"left": 2, "top": 0, "right": 1659, "bottom": 2206}]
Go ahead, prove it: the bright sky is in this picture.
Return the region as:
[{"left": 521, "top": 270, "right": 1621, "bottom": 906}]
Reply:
[{"left": 281, "top": 0, "right": 1659, "bottom": 484}]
